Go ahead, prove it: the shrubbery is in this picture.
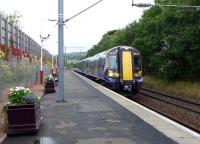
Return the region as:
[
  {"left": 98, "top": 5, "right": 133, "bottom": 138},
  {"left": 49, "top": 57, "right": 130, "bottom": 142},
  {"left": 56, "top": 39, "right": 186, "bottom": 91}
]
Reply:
[{"left": 86, "top": 0, "right": 200, "bottom": 81}]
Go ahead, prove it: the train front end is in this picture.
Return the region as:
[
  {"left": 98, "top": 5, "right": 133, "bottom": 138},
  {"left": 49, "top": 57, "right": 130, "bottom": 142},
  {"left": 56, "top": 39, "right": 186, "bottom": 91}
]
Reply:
[
  {"left": 119, "top": 46, "right": 143, "bottom": 93},
  {"left": 107, "top": 46, "right": 143, "bottom": 93}
]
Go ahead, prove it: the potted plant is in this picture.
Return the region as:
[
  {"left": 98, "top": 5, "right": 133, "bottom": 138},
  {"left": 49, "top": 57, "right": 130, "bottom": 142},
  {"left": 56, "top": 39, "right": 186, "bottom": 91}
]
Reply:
[
  {"left": 44, "top": 74, "right": 56, "bottom": 93},
  {"left": 2, "top": 87, "right": 42, "bottom": 135}
]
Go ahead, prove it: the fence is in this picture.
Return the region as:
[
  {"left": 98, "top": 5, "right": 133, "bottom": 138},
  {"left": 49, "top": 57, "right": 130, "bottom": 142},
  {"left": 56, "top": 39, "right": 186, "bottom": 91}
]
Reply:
[
  {"left": 0, "top": 14, "right": 52, "bottom": 102},
  {"left": 0, "top": 14, "right": 52, "bottom": 62},
  {"left": 0, "top": 57, "right": 51, "bottom": 102}
]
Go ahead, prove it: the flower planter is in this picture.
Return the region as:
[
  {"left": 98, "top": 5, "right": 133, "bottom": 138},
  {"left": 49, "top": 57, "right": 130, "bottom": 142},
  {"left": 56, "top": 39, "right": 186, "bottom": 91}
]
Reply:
[
  {"left": 44, "top": 80, "right": 56, "bottom": 93},
  {"left": 6, "top": 102, "right": 42, "bottom": 135}
]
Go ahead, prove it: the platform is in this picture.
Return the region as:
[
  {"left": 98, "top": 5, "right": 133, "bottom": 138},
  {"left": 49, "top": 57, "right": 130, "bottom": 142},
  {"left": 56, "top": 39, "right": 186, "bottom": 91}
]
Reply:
[{"left": 2, "top": 70, "right": 200, "bottom": 144}]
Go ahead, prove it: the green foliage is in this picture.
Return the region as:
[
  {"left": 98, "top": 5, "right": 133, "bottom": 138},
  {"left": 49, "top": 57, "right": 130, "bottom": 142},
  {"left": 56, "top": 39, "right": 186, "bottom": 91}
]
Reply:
[
  {"left": 86, "top": 0, "right": 200, "bottom": 82},
  {"left": 1, "top": 64, "right": 15, "bottom": 84},
  {"left": 0, "top": 50, "right": 5, "bottom": 61},
  {"left": 66, "top": 52, "right": 86, "bottom": 60},
  {"left": 2, "top": 87, "right": 38, "bottom": 116},
  {"left": 0, "top": 11, "right": 22, "bottom": 27},
  {"left": 66, "top": 62, "right": 75, "bottom": 69},
  {"left": 8, "top": 87, "right": 32, "bottom": 104},
  {"left": 86, "top": 29, "right": 130, "bottom": 57},
  {"left": 44, "top": 74, "right": 53, "bottom": 83},
  {"left": 144, "top": 75, "right": 200, "bottom": 99}
]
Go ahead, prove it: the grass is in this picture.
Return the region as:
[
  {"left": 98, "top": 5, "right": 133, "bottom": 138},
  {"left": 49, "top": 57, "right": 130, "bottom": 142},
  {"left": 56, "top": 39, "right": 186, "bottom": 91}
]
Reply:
[
  {"left": 67, "top": 59, "right": 80, "bottom": 64},
  {"left": 144, "top": 75, "right": 200, "bottom": 100}
]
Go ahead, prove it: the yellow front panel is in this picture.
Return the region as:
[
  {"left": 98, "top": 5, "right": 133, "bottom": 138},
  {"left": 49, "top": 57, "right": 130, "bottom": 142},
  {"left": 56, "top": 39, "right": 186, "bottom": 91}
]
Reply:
[{"left": 122, "top": 51, "right": 133, "bottom": 81}]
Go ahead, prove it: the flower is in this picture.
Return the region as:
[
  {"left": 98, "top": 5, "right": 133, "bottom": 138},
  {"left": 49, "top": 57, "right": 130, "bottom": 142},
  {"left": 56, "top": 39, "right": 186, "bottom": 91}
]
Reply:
[
  {"left": 0, "top": 50, "right": 5, "bottom": 58},
  {"left": 1, "top": 86, "right": 39, "bottom": 115},
  {"left": 44, "top": 74, "right": 53, "bottom": 83},
  {"left": 9, "top": 88, "right": 14, "bottom": 91},
  {"left": 8, "top": 86, "right": 38, "bottom": 105},
  {"left": 0, "top": 50, "right": 5, "bottom": 62}
]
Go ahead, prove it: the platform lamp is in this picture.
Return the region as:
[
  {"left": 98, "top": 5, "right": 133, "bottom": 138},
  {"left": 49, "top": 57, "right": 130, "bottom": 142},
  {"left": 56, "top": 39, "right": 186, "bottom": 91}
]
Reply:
[
  {"left": 51, "top": 55, "right": 54, "bottom": 74},
  {"left": 51, "top": 55, "right": 57, "bottom": 74},
  {"left": 40, "top": 34, "right": 50, "bottom": 84}
]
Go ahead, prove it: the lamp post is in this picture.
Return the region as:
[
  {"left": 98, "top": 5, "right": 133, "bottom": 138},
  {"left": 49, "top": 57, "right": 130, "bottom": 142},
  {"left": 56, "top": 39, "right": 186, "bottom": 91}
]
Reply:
[
  {"left": 40, "top": 34, "right": 50, "bottom": 84},
  {"left": 51, "top": 55, "right": 54, "bottom": 74},
  {"left": 51, "top": 55, "right": 57, "bottom": 74},
  {"left": 65, "top": 46, "right": 67, "bottom": 67},
  {"left": 55, "top": 55, "right": 58, "bottom": 73}
]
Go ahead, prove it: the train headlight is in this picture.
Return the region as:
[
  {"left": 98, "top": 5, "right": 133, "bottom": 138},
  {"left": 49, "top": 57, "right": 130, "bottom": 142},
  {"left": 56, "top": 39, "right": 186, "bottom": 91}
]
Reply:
[
  {"left": 138, "top": 71, "right": 143, "bottom": 77},
  {"left": 134, "top": 71, "right": 143, "bottom": 77},
  {"left": 108, "top": 70, "right": 119, "bottom": 78}
]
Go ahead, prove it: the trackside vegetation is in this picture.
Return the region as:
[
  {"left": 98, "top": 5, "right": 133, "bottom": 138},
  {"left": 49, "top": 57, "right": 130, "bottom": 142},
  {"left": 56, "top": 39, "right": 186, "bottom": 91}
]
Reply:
[
  {"left": 144, "top": 75, "right": 200, "bottom": 99},
  {"left": 86, "top": 0, "right": 200, "bottom": 82},
  {"left": 85, "top": 0, "right": 200, "bottom": 99}
]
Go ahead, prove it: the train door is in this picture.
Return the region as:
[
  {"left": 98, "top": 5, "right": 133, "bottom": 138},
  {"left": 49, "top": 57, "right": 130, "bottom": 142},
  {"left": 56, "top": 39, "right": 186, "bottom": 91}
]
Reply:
[{"left": 119, "top": 48, "right": 134, "bottom": 85}]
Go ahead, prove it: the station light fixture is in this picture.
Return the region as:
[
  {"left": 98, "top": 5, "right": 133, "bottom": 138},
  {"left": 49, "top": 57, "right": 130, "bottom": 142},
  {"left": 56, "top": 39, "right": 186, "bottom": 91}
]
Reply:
[
  {"left": 131, "top": 0, "right": 152, "bottom": 8},
  {"left": 40, "top": 34, "right": 50, "bottom": 84},
  {"left": 131, "top": 0, "right": 151, "bottom": 7}
]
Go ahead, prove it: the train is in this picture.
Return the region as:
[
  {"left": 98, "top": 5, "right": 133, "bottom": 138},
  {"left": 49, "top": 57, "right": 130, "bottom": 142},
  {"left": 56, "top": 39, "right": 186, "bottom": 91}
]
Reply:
[{"left": 74, "top": 46, "right": 143, "bottom": 93}]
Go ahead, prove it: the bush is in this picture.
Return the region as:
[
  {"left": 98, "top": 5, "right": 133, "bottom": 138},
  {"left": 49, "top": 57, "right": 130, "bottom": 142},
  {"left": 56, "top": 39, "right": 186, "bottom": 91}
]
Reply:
[
  {"left": 44, "top": 74, "right": 53, "bottom": 83},
  {"left": 8, "top": 86, "right": 38, "bottom": 105}
]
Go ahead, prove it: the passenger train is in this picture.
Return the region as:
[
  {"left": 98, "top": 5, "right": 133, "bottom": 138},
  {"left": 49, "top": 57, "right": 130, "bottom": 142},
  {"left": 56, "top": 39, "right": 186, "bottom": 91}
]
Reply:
[{"left": 74, "top": 46, "right": 143, "bottom": 93}]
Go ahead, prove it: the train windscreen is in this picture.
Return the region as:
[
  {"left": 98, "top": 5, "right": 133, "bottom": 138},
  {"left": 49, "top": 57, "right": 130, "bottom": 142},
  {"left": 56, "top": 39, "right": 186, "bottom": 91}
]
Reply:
[
  {"left": 108, "top": 54, "right": 118, "bottom": 73},
  {"left": 134, "top": 54, "right": 141, "bottom": 72}
]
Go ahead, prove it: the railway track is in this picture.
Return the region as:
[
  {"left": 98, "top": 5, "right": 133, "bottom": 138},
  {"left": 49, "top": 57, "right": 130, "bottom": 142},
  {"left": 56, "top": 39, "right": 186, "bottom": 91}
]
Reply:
[
  {"left": 139, "top": 87, "right": 200, "bottom": 114},
  {"left": 134, "top": 87, "right": 200, "bottom": 133}
]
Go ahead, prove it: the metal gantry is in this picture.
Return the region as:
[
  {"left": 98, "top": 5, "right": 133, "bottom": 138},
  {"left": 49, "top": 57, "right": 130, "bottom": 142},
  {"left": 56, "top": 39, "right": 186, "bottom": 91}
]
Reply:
[{"left": 131, "top": 0, "right": 200, "bottom": 9}]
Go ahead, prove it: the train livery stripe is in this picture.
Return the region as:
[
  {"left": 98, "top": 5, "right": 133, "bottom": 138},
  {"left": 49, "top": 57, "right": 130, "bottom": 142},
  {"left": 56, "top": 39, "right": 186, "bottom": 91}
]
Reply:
[{"left": 122, "top": 51, "right": 133, "bottom": 81}]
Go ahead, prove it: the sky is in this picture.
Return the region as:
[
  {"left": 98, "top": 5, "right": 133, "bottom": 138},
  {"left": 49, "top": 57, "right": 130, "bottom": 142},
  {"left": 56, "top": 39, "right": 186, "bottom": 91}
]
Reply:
[{"left": 0, "top": 0, "right": 154, "bottom": 55}]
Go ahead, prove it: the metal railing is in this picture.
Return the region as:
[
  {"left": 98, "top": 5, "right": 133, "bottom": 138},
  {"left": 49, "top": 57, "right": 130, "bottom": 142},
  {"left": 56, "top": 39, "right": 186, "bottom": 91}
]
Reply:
[{"left": 0, "top": 57, "right": 51, "bottom": 102}]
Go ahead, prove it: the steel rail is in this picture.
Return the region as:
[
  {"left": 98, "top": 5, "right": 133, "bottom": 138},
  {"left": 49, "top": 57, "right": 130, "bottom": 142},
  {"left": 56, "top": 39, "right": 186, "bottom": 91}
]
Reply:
[
  {"left": 139, "top": 88, "right": 200, "bottom": 115},
  {"left": 134, "top": 96, "right": 200, "bottom": 134},
  {"left": 141, "top": 87, "right": 200, "bottom": 106}
]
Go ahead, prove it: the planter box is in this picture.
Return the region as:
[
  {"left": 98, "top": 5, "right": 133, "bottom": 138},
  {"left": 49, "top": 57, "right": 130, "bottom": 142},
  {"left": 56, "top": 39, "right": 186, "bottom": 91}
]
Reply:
[
  {"left": 44, "top": 80, "right": 56, "bottom": 93},
  {"left": 6, "top": 102, "right": 42, "bottom": 135}
]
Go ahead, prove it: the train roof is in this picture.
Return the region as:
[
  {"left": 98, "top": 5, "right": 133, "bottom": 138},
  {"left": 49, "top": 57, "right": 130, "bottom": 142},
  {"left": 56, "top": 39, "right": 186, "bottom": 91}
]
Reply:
[
  {"left": 83, "top": 51, "right": 106, "bottom": 62},
  {"left": 77, "top": 46, "right": 140, "bottom": 63},
  {"left": 107, "top": 45, "right": 140, "bottom": 52}
]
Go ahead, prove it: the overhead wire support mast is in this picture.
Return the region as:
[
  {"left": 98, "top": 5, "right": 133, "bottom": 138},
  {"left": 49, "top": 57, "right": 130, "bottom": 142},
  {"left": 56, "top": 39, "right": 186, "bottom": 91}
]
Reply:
[
  {"left": 57, "top": 0, "right": 65, "bottom": 103},
  {"left": 56, "top": 0, "right": 104, "bottom": 103}
]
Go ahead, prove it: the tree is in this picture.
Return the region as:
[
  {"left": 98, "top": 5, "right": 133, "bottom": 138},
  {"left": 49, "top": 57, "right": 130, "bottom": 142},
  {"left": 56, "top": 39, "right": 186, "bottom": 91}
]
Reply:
[
  {"left": 86, "top": 0, "right": 200, "bottom": 81},
  {"left": 0, "top": 11, "right": 22, "bottom": 27}
]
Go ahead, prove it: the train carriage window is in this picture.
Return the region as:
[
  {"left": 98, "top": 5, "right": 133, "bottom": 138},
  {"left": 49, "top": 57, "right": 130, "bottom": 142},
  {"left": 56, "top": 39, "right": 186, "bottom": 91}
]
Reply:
[
  {"left": 100, "top": 57, "right": 104, "bottom": 72},
  {"left": 108, "top": 54, "right": 118, "bottom": 73},
  {"left": 134, "top": 53, "right": 141, "bottom": 72}
]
